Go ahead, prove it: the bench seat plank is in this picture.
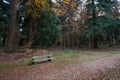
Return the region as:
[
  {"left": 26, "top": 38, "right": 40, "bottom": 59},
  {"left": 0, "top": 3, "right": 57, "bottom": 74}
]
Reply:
[{"left": 33, "top": 58, "right": 53, "bottom": 62}]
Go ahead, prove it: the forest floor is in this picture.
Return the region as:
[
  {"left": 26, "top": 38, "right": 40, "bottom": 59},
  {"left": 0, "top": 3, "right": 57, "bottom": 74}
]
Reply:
[{"left": 0, "top": 47, "right": 120, "bottom": 80}]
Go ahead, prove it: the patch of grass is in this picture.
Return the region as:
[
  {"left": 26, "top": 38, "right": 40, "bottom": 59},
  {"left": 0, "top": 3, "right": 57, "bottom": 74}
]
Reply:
[
  {"left": 0, "top": 58, "right": 31, "bottom": 70},
  {"left": 52, "top": 50, "right": 95, "bottom": 64},
  {"left": 51, "top": 49, "right": 120, "bottom": 64},
  {"left": 0, "top": 63, "right": 11, "bottom": 69},
  {"left": 109, "top": 50, "right": 118, "bottom": 54},
  {"left": 52, "top": 50, "right": 91, "bottom": 56},
  {"left": 64, "top": 49, "right": 80, "bottom": 54},
  {"left": 15, "top": 58, "right": 31, "bottom": 66}
]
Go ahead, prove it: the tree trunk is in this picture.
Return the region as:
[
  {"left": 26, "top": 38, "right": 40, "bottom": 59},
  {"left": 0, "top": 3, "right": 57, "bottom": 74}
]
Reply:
[
  {"left": 3, "top": 27, "right": 7, "bottom": 46},
  {"left": 93, "top": 36, "right": 98, "bottom": 48},
  {"left": 108, "top": 36, "right": 113, "bottom": 47},
  {"left": 63, "top": 35, "right": 66, "bottom": 50},
  {"left": 5, "top": 0, "right": 19, "bottom": 53},
  {"left": 91, "top": 0, "right": 98, "bottom": 48}
]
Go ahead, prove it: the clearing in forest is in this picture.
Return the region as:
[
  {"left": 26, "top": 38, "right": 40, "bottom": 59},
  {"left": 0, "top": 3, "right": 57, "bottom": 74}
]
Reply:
[{"left": 0, "top": 47, "right": 120, "bottom": 80}]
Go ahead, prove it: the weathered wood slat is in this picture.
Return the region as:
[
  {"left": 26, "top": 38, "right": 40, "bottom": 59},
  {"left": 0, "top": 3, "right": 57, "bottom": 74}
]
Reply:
[
  {"left": 32, "top": 54, "right": 52, "bottom": 59},
  {"left": 32, "top": 58, "right": 53, "bottom": 62}
]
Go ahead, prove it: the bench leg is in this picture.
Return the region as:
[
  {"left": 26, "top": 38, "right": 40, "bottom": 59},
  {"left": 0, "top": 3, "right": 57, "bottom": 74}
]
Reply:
[
  {"left": 32, "top": 62, "right": 35, "bottom": 65},
  {"left": 31, "top": 60, "right": 35, "bottom": 65},
  {"left": 48, "top": 56, "right": 51, "bottom": 61},
  {"left": 48, "top": 59, "right": 51, "bottom": 61}
]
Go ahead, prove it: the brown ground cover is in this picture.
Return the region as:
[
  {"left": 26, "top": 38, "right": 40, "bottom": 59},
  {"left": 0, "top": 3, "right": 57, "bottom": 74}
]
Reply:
[{"left": 0, "top": 47, "right": 120, "bottom": 80}]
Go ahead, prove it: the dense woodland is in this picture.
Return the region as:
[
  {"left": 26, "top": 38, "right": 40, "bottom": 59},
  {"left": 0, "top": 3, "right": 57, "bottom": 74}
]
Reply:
[{"left": 0, "top": 0, "right": 120, "bottom": 52}]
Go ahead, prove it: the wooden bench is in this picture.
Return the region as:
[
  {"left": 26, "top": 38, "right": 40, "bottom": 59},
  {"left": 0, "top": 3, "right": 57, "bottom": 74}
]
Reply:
[{"left": 31, "top": 54, "right": 53, "bottom": 64}]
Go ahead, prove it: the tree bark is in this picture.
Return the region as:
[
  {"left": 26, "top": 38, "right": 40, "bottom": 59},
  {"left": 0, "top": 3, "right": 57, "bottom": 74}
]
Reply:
[
  {"left": 63, "top": 35, "right": 66, "bottom": 50},
  {"left": 6, "top": 0, "right": 19, "bottom": 53},
  {"left": 3, "top": 27, "right": 7, "bottom": 46},
  {"left": 91, "top": 0, "right": 98, "bottom": 48},
  {"left": 93, "top": 36, "right": 98, "bottom": 48},
  {"left": 108, "top": 36, "right": 113, "bottom": 47}
]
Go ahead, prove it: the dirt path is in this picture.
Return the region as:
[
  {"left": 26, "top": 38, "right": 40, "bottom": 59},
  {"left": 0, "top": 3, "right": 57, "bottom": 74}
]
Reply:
[
  {"left": 0, "top": 53, "right": 120, "bottom": 80},
  {"left": 42, "top": 54, "right": 120, "bottom": 80}
]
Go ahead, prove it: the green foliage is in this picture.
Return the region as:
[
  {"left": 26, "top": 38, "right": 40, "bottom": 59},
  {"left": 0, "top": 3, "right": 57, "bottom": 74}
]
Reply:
[
  {"left": 97, "top": 0, "right": 114, "bottom": 13},
  {"left": 0, "top": 0, "right": 119, "bottom": 49},
  {"left": 83, "top": 0, "right": 120, "bottom": 47},
  {"left": 33, "top": 10, "right": 61, "bottom": 46}
]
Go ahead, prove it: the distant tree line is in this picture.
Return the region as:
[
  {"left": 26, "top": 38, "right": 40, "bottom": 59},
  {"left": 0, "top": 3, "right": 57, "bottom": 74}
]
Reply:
[{"left": 0, "top": 0, "right": 120, "bottom": 52}]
